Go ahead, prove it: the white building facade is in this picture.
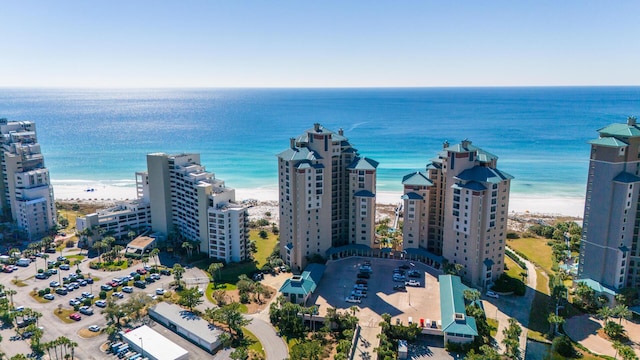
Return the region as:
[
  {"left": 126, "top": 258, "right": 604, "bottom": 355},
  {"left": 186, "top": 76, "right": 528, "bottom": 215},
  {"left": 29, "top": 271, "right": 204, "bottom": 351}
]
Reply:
[{"left": 0, "top": 118, "right": 56, "bottom": 240}]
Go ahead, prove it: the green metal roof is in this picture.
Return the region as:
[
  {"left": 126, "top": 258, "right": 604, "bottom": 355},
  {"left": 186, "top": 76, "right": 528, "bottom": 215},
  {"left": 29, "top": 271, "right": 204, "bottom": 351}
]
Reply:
[
  {"left": 347, "top": 157, "right": 379, "bottom": 170},
  {"left": 455, "top": 166, "right": 514, "bottom": 184},
  {"left": 279, "top": 263, "right": 326, "bottom": 296},
  {"left": 576, "top": 278, "right": 617, "bottom": 296},
  {"left": 598, "top": 123, "right": 640, "bottom": 138},
  {"left": 439, "top": 275, "right": 478, "bottom": 337},
  {"left": 444, "top": 141, "right": 498, "bottom": 163},
  {"left": 589, "top": 137, "right": 629, "bottom": 148},
  {"left": 402, "top": 172, "right": 433, "bottom": 186}
]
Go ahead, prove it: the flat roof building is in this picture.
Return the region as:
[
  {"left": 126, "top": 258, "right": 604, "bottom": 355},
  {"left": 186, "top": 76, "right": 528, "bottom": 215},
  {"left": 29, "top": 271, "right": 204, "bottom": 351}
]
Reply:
[
  {"left": 148, "top": 302, "right": 224, "bottom": 353},
  {"left": 122, "top": 325, "right": 189, "bottom": 360}
]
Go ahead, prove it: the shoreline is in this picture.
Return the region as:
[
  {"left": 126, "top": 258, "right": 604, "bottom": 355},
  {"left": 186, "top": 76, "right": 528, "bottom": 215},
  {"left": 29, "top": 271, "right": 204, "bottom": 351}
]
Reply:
[{"left": 53, "top": 182, "right": 585, "bottom": 219}]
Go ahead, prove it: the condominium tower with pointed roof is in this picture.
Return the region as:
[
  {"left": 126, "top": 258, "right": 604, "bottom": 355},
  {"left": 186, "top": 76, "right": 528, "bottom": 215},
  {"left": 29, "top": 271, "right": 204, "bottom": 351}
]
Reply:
[
  {"left": 578, "top": 116, "right": 640, "bottom": 291},
  {"left": 402, "top": 140, "right": 513, "bottom": 288},
  {"left": 277, "top": 123, "right": 378, "bottom": 272}
]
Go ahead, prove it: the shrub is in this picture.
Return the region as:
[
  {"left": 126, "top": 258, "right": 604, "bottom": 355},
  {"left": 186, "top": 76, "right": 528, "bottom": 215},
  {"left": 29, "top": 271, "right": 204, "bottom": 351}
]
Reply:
[
  {"left": 38, "top": 289, "right": 46, "bottom": 297},
  {"left": 552, "top": 336, "right": 577, "bottom": 358},
  {"left": 258, "top": 230, "right": 268, "bottom": 239},
  {"left": 506, "top": 232, "right": 520, "bottom": 239},
  {"left": 65, "top": 239, "right": 75, "bottom": 248},
  {"left": 83, "top": 298, "right": 92, "bottom": 306},
  {"left": 239, "top": 292, "right": 250, "bottom": 304},
  {"left": 99, "top": 291, "right": 107, "bottom": 299}
]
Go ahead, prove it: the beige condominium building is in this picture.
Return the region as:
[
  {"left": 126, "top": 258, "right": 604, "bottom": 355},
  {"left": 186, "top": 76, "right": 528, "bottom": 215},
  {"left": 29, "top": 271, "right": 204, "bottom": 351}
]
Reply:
[
  {"left": 277, "top": 123, "right": 378, "bottom": 272},
  {"left": 0, "top": 118, "right": 56, "bottom": 240},
  {"left": 579, "top": 117, "right": 640, "bottom": 291},
  {"left": 403, "top": 140, "right": 512, "bottom": 288},
  {"left": 145, "top": 153, "right": 249, "bottom": 263}
]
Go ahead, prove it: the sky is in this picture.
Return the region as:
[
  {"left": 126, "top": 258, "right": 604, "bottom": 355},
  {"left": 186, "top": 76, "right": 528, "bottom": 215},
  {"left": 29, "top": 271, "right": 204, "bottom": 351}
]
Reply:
[{"left": 1, "top": 1, "right": 639, "bottom": 88}]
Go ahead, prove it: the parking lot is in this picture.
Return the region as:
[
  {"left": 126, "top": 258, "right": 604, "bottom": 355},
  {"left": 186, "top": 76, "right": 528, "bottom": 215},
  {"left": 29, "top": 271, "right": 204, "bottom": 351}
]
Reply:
[
  {"left": 309, "top": 256, "right": 442, "bottom": 327},
  {"left": 0, "top": 248, "right": 207, "bottom": 359}
]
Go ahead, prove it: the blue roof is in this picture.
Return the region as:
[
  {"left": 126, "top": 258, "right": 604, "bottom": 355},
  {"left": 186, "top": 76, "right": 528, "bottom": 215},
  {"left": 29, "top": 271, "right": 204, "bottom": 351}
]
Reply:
[
  {"left": 439, "top": 275, "right": 478, "bottom": 337},
  {"left": 354, "top": 190, "right": 376, "bottom": 198},
  {"left": 589, "top": 137, "right": 629, "bottom": 147},
  {"left": 404, "top": 247, "right": 443, "bottom": 263},
  {"left": 277, "top": 147, "right": 322, "bottom": 161},
  {"left": 402, "top": 172, "right": 432, "bottom": 186},
  {"left": 401, "top": 192, "right": 424, "bottom": 200},
  {"left": 279, "top": 263, "right": 326, "bottom": 296},
  {"left": 613, "top": 172, "right": 640, "bottom": 184},
  {"left": 453, "top": 181, "right": 487, "bottom": 191},
  {"left": 455, "top": 166, "right": 514, "bottom": 184},
  {"left": 347, "top": 157, "right": 379, "bottom": 170}
]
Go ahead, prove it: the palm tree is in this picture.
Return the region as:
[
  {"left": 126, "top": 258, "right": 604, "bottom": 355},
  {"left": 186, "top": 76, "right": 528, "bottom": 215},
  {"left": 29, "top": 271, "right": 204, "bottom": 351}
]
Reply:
[
  {"left": 548, "top": 313, "right": 564, "bottom": 336},
  {"left": 182, "top": 241, "right": 193, "bottom": 259},
  {"left": 598, "top": 306, "right": 614, "bottom": 324},
  {"left": 150, "top": 248, "right": 160, "bottom": 269},
  {"left": 349, "top": 305, "right": 359, "bottom": 317},
  {"left": 113, "top": 245, "right": 124, "bottom": 262},
  {"left": 614, "top": 304, "right": 632, "bottom": 325},
  {"left": 73, "top": 259, "right": 81, "bottom": 272},
  {"left": 92, "top": 241, "right": 104, "bottom": 262},
  {"left": 6, "top": 289, "right": 17, "bottom": 306},
  {"left": 208, "top": 262, "right": 224, "bottom": 288}
]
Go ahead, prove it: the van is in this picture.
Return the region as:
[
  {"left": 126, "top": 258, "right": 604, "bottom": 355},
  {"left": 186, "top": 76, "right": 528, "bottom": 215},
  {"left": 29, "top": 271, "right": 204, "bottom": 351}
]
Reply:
[
  {"left": 16, "top": 258, "right": 30, "bottom": 267},
  {"left": 408, "top": 317, "right": 413, "bottom": 325}
]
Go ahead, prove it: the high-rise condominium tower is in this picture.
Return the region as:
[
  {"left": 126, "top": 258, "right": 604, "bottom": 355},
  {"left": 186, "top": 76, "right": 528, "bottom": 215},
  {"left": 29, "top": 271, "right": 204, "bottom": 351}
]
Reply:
[
  {"left": 579, "top": 117, "right": 640, "bottom": 291},
  {"left": 277, "top": 123, "right": 378, "bottom": 272},
  {"left": 0, "top": 118, "right": 56, "bottom": 240},
  {"left": 146, "top": 153, "right": 249, "bottom": 263},
  {"left": 402, "top": 140, "right": 512, "bottom": 288}
]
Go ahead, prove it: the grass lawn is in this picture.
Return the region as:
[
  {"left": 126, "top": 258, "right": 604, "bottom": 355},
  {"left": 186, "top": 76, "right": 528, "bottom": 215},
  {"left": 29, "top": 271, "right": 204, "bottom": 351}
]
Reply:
[
  {"left": 66, "top": 254, "right": 85, "bottom": 262},
  {"left": 53, "top": 308, "right": 77, "bottom": 324},
  {"left": 507, "top": 237, "right": 554, "bottom": 275},
  {"left": 487, "top": 318, "right": 499, "bottom": 338},
  {"left": 505, "top": 256, "right": 526, "bottom": 280},
  {"left": 217, "top": 261, "right": 259, "bottom": 284},
  {"left": 249, "top": 229, "right": 278, "bottom": 268},
  {"left": 242, "top": 328, "right": 265, "bottom": 356},
  {"left": 58, "top": 209, "right": 82, "bottom": 233},
  {"left": 527, "top": 268, "right": 551, "bottom": 342}
]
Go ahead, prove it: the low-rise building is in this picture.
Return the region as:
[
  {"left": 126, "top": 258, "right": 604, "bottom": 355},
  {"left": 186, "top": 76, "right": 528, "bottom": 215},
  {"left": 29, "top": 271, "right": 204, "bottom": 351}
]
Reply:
[
  {"left": 122, "top": 324, "right": 189, "bottom": 360},
  {"left": 148, "top": 302, "right": 224, "bottom": 353},
  {"left": 76, "top": 200, "right": 151, "bottom": 246},
  {"left": 279, "top": 263, "right": 326, "bottom": 305},
  {"left": 439, "top": 275, "right": 478, "bottom": 344}
]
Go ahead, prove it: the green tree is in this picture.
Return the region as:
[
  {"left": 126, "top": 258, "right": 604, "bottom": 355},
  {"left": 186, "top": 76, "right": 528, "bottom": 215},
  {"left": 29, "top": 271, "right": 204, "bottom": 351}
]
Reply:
[
  {"left": 172, "top": 264, "right": 185, "bottom": 288},
  {"left": 548, "top": 313, "right": 564, "bottom": 336},
  {"left": 150, "top": 248, "right": 160, "bottom": 269},
  {"left": 206, "top": 303, "right": 251, "bottom": 343},
  {"left": 178, "top": 287, "right": 204, "bottom": 311},
  {"left": 289, "top": 340, "right": 322, "bottom": 360},
  {"left": 502, "top": 318, "right": 522, "bottom": 359},
  {"left": 614, "top": 304, "right": 632, "bottom": 325},
  {"left": 208, "top": 262, "right": 224, "bottom": 288}
]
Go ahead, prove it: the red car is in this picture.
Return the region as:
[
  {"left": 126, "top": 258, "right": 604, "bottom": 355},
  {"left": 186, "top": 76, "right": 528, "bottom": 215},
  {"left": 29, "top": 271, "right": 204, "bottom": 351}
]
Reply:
[
  {"left": 69, "top": 313, "right": 81, "bottom": 321},
  {"left": 136, "top": 268, "right": 147, "bottom": 275}
]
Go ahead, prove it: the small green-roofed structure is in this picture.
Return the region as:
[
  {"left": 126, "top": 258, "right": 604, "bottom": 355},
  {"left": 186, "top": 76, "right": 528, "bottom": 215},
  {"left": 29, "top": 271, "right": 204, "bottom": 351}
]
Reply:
[
  {"left": 598, "top": 122, "right": 640, "bottom": 138},
  {"left": 589, "top": 137, "right": 629, "bottom": 148},
  {"left": 576, "top": 278, "right": 617, "bottom": 297},
  {"left": 439, "top": 275, "right": 478, "bottom": 344},
  {"left": 279, "top": 263, "right": 326, "bottom": 305}
]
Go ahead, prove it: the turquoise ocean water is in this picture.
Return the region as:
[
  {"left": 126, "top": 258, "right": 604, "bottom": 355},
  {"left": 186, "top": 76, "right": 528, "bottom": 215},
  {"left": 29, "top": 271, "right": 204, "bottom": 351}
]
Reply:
[{"left": 0, "top": 87, "right": 639, "bottom": 198}]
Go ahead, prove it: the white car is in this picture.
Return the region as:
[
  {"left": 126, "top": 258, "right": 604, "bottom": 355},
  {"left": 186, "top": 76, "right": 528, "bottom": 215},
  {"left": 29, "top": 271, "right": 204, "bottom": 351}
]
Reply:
[
  {"left": 353, "top": 284, "right": 368, "bottom": 291},
  {"left": 88, "top": 325, "right": 100, "bottom": 332},
  {"left": 351, "top": 290, "right": 367, "bottom": 298},
  {"left": 405, "top": 279, "right": 421, "bottom": 287},
  {"left": 122, "top": 286, "right": 134, "bottom": 293},
  {"left": 95, "top": 300, "right": 107, "bottom": 308},
  {"left": 155, "top": 288, "right": 165, "bottom": 295},
  {"left": 393, "top": 274, "right": 406, "bottom": 282},
  {"left": 486, "top": 291, "right": 500, "bottom": 299},
  {"left": 345, "top": 296, "right": 361, "bottom": 304}
]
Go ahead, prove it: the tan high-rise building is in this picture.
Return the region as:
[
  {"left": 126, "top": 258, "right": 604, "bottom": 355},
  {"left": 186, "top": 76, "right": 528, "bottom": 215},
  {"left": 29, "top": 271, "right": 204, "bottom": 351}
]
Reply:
[
  {"left": 403, "top": 140, "right": 512, "bottom": 288},
  {"left": 277, "top": 123, "right": 378, "bottom": 272},
  {"left": 0, "top": 118, "right": 56, "bottom": 240},
  {"left": 578, "top": 116, "right": 640, "bottom": 291}
]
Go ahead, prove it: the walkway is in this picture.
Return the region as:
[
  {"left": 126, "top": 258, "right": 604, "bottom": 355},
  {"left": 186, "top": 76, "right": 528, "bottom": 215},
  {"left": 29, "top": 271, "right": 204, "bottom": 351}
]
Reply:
[
  {"left": 487, "top": 249, "right": 537, "bottom": 359},
  {"left": 566, "top": 314, "right": 640, "bottom": 358}
]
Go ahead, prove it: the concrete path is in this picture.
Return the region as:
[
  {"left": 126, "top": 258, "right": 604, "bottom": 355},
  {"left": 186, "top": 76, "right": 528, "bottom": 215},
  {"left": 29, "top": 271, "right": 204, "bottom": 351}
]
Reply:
[
  {"left": 487, "top": 249, "right": 537, "bottom": 359},
  {"left": 352, "top": 323, "right": 381, "bottom": 360},
  {"left": 566, "top": 314, "right": 640, "bottom": 358}
]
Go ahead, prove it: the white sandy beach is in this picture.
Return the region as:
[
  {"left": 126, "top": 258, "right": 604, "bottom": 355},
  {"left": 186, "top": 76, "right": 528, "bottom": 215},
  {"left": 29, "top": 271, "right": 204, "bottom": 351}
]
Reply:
[{"left": 53, "top": 181, "right": 585, "bottom": 219}]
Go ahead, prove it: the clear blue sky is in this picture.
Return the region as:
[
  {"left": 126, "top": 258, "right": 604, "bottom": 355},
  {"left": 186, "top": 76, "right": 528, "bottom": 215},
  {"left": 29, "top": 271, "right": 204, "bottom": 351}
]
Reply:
[{"left": 1, "top": 1, "right": 638, "bottom": 87}]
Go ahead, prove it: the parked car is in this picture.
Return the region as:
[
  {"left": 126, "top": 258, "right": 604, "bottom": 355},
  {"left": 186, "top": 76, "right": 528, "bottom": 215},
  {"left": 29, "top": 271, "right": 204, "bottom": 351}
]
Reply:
[
  {"left": 405, "top": 279, "right": 421, "bottom": 287},
  {"left": 393, "top": 274, "right": 406, "bottom": 282},
  {"left": 59, "top": 264, "right": 70, "bottom": 270},
  {"left": 55, "top": 288, "right": 68, "bottom": 295},
  {"left": 49, "top": 281, "right": 60, "bottom": 288},
  {"left": 69, "top": 313, "right": 81, "bottom": 321},
  {"left": 100, "top": 284, "right": 113, "bottom": 291},
  {"left": 133, "top": 280, "right": 146, "bottom": 289},
  {"left": 35, "top": 273, "right": 48, "bottom": 280},
  {"left": 393, "top": 284, "right": 406, "bottom": 291},
  {"left": 345, "top": 296, "right": 362, "bottom": 304},
  {"left": 356, "top": 272, "right": 370, "bottom": 279},
  {"left": 486, "top": 291, "right": 500, "bottom": 299},
  {"left": 69, "top": 299, "right": 81, "bottom": 306},
  {"left": 43, "top": 293, "right": 55, "bottom": 300},
  {"left": 353, "top": 284, "right": 368, "bottom": 291},
  {"left": 88, "top": 325, "right": 101, "bottom": 332},
  {"left": 85, "top": 277, "right": 94, "bottom": 284},
  {"left": 407, "top": 270, "right": 421, "bottom": 278},
  {"left": 150, "top": 273, "right": 161, "bottom": 280},
  {"left": 355, "top": 279, "right": 368, "bottom": 285},
  {"left": 136, "top": 268, "right": 147, "bottom": 275},
  {"left": 155, "top": 288, "right": 165, "bottom": 295},
  {"left": 95, "top": 300, "right": 107, "bottom": 308},
  {"left": 159, "top": 269, "right": 171, "bottom": 276},
  {"left": 79, "top": 280, "right": 87, "bottom": 287},
  {"left": 79, "top": 306, "right": 94, "bottom": 315},
  {"left": 351, "top": 290, "right": 367, "bottom": 298},
  {"left": 57, "top": 256, "right": 67, "bottom": 262},
  {"left": 122, "top": 286, "right": 134, "bottom": 293},
  {"left": 399, "top": 264, "right": 411, "bottom": 270},
  {"left": 112, "top": 292, "right": 124, "bottom": 299}
]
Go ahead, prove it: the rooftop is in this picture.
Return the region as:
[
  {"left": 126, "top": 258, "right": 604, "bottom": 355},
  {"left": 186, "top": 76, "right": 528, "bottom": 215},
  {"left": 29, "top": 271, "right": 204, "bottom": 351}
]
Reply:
[
  {"left": 439, "top": 275, "right": 478, "bottom": 337},
  {"left": 455, "top": 166, "right": 514, "bottom": 184},
  {"left": 122, "top": 325, "right": 189, "bottom": 360},
  {"left": 279, "top": 263, "right": 326, "bottom": 296},
  {"left": 149, "top": 302, "right": 223, "bottom": 344}
]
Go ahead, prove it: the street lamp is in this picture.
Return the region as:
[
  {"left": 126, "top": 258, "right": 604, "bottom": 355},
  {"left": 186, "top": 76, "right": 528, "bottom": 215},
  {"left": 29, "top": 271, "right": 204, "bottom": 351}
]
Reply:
[{"left": 139, "top": 337, "right": 144, "bottom": 358}]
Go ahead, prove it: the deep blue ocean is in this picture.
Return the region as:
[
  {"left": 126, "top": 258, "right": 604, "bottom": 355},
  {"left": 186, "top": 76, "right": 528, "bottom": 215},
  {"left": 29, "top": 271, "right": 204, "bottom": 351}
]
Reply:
[{"left": 0, "top": 87, "right": 639, "bottom": 198}]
